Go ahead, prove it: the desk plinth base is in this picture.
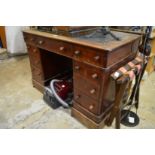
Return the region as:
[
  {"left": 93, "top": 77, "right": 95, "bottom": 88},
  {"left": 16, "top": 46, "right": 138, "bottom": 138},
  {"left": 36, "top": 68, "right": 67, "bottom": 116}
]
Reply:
[
  {"left": 71, "top": 108, "right": 108, "bottom": 129},
  {"left": 32, "top": 80, "right": 44, "bottom": 93}
]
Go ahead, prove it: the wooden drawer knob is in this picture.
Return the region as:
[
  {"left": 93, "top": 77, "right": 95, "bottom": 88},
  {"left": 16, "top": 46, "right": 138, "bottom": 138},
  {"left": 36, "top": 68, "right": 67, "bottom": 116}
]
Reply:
[
  {"left": 92, "top": 73, "right": 98, "bottom": 79},
  {"left": 94, "top": 55, "right": 100, "bottom": 61},
  {"left": 30, "top": 38, "right": 35, "bottom": 41},
  {"left": 75, "top": 66, "right": 80, "bottom": 70},
  {"left": 59, "top": 46, "right": 65, "bottom": 51},
  {"left": 38, "top": 40, "right": 44, "bottom": 45},
  {"left": 89, "top": 105, "right": 94, "bottom": 110},
  {"left": 90, "top": 89, "right": 96, "bottom": 94},
  {"left": 27, "top": 46, "right": 30, "bottom": 49},
  {"left": 74, "top": 50, "right": 80, "bottom": 55},
  {"left": 33, "top": 49, "right": 37, "bottom": 53},
  {"left": 75, "top": 95, "right": 80, "bottom": 100}
]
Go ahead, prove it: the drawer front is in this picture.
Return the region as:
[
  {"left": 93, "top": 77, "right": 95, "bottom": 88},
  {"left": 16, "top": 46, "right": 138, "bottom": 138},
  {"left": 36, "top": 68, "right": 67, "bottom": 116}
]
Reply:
[
  {"left": 73, "top": 75, "right": 101, "bottom": 101},
  {"left": 72, "top": 45, "right": 105, "bottom": 67},
  {"left": 74, "top": 88, "right": 100, "bottom": 115},
  {"left": 24, "top": 33, "right": 37, "bottom": 46},
  {"left": 35, "top": 36, "right": 74, "bottom": 58},
  {"left": 73, "top": 61, "right": 103, "bottom": 85},
  {"left": 106, "top": 39, "right": 140, "bottom": 67},
  {"left": 24, "top": 33, "right": 74, "bottom": 58},
  {"left": 31, "top": 67, "right": 43, "bottom": 82},
  {"left": 55, "top": 41, "right": 74, "bottom": 58},
  {"left": 24, "top": 33, "right": 106, "bottom": 67},
  {"left": 27, "top": 46, "right": 42, "bottom": 68}
]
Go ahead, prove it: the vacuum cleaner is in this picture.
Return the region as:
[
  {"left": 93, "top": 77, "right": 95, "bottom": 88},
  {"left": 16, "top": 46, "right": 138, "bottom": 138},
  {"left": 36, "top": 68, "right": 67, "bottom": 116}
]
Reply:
[{"left": 43, "top": 72, "right": 73, "bottom": 109}]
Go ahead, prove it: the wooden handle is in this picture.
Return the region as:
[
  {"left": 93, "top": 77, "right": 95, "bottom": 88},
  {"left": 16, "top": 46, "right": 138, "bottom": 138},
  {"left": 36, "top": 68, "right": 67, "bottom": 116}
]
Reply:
[
  {"left": 74, "top": 50, "right": 80, "bottom": 55},
  {"left": 92, "top": 73, "right": 98, "bottom": 79},
  {"left": 75, "top": 66, "right": 80, "bottom": 70},
  {"left": 59, "top": 46, "right": 64, "bottom": 51},
  {"left": 33, "top": 49, "right": 37, "bottom": 53},
  {"left": 89, "top": 105, "right": 94, "bottom": 110},
  {"left": 94, "top": 55, "right": 100, "bottom": 61},
  {"left": 90, "top": 89, "right": 96, "bottom": 94},
  {"left": 38, "top": 40, "right": 44, "bottom": 45},
  {"left": 30, "top": 38, "right": 34, "bottom": 41}
]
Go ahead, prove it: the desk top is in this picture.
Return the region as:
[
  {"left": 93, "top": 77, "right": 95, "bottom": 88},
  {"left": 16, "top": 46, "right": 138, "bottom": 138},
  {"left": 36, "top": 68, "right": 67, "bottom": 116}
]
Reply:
[{"left": 23, "top": 29, "right": 141, "bottom": 52}]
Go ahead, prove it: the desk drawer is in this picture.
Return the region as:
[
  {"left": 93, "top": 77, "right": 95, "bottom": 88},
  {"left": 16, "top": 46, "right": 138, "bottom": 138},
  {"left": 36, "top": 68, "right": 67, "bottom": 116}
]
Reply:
[
  {"left": 74, "top": 88, "right": 100, "bottom": 115},
  {"left": 31, "top": 67, "right": 43, "bottom": 82},
  {"left": 24, "top": 33, "right": 105, "bottom": 67},
  {"left": 73, "top": 61, "right": 103, "bottom": 85},
  {"left": 24, "top": 33, "right": 37, "bottom": 46},
  {"left": 35, "top": 36, "right": 74, "bottom": 58},
  {"left": 72, "top": 45, "right": 105, "bottom": 67},
  {"left": 27, "top": 45, "right": 42, "bottom": 69},
  {"left": 24, "top": 33, "right": 74, "bottom": 58},
  {"left": 73, "top": 75, "right": 100, "bottom": 101}
]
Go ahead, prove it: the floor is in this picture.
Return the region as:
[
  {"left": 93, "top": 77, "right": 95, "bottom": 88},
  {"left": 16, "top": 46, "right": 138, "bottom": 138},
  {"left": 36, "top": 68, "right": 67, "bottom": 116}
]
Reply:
[{"left": 0, "top": 55, "right": 155, "bottom": 129}]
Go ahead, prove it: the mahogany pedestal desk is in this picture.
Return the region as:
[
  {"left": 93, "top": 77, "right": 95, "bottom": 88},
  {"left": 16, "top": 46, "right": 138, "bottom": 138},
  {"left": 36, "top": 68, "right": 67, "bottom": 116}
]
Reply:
[{"left": 23, "top": 29, "right": 141, "bottom": 128}]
